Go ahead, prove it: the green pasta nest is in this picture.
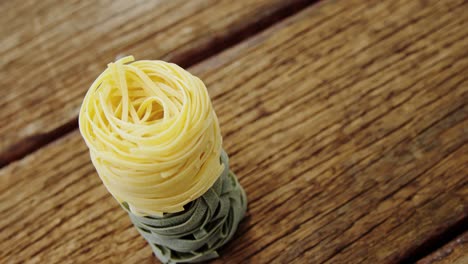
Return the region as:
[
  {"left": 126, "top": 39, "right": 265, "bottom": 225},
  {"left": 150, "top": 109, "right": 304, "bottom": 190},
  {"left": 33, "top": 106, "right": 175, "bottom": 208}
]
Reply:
[{"left": 123, "top": 151, "right": 247, "bottom": 263}]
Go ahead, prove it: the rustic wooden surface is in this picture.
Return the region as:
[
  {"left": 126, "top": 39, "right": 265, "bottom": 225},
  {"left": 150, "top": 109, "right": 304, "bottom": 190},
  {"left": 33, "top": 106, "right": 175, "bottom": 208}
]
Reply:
[
  {"left": 0, "top": 0, "right": 311, "bottom": 166},
  {"left": 417, "top": 231, "right": 468, "bottom": 264},
  {"left": 1, "top": 0, "right": 467, "bottom": 263}
]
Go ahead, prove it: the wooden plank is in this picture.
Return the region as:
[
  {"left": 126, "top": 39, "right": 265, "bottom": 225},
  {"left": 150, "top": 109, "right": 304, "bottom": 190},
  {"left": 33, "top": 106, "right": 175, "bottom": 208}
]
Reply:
[
  {"left": 417, "top": 231, "right": 468, "bottom": 264},
  {"left": 1, "top": 0, "right": 468, "bottom": 263},
  {"left": 0, "top": 0, "right": 312, "bottom": 166}
]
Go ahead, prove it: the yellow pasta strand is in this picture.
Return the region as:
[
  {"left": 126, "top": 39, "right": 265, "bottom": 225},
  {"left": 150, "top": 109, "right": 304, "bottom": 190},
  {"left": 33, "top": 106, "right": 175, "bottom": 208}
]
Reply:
[{"left": 79, "top": 56, "right": 223, "bottom": 216}]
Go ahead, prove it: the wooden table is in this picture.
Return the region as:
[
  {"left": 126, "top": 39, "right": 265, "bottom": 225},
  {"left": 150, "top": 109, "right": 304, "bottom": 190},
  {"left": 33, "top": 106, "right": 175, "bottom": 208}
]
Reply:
[{"left": 1, "top": 0, "right": 467, "bottom": 263}]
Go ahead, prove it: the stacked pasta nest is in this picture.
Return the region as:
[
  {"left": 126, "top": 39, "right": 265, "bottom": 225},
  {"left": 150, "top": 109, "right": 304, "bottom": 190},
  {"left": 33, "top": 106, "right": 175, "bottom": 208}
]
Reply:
[{"left": 79, "top": 56, "right": 247, "bottom": 263}]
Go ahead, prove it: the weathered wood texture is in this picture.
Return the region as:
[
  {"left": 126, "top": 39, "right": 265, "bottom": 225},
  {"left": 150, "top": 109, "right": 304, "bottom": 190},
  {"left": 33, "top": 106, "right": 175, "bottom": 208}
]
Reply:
[
  {"left": 417, "top": 231, "right": 468, "bottom": 264},
  {"left": 1, "top": 0, "right": 468, "bottom": 263},
  {"left": 0, "top": 0, "right": 312, "bottom": 166}
]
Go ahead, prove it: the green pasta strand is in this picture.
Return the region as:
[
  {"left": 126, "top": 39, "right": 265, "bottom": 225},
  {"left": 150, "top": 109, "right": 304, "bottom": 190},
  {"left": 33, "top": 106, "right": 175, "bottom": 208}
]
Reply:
[{"left": 122, "top": 151, "right": 247, "bottom": 264}]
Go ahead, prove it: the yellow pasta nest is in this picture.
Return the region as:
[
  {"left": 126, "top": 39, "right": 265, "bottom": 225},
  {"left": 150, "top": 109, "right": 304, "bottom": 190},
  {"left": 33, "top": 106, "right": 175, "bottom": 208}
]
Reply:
[{"left": 79, "top": 56, "right": 223, "bottom": 216}]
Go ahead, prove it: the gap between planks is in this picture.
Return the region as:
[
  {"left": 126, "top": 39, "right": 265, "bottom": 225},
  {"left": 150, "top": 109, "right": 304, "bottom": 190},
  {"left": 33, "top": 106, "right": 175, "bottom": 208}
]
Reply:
[
  {"left": 416, "top": 230, "right": 468, "bottom": 264},
  {"left": 400, "top": 218, "right": 468, "bottom": 264}
]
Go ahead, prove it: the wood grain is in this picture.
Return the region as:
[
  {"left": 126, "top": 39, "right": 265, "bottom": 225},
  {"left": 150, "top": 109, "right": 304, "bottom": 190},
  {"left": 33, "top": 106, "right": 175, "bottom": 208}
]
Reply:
[
  {"left": 417, "top": 231, "right": 468, "bottom": 264},
  {"left": 0, "top": 0, "right": 312, "bottom": 166},
  {"left": 1, "top": 0, "right": 467, "bottom": 263}
]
